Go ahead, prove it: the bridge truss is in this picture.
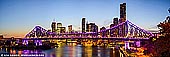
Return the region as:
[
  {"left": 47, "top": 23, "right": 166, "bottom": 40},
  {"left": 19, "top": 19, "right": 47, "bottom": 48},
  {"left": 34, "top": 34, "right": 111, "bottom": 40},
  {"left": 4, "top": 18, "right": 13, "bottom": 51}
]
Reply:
[{"left": 25, "top": 20, "right": 153, "bottom": 39}]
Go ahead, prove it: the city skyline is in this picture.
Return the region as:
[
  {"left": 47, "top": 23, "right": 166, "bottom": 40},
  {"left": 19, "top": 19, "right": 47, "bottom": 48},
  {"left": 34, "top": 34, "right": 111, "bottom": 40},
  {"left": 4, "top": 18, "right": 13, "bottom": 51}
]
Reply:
[{"left": 0, "top": 0, "right": 170, "bottom": 38}]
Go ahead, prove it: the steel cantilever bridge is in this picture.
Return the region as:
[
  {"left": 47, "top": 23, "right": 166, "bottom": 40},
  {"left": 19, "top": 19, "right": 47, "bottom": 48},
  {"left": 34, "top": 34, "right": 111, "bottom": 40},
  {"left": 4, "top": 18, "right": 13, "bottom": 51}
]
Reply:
[{"left": 25, "top": 20, "right": 154, "bottom": 40}]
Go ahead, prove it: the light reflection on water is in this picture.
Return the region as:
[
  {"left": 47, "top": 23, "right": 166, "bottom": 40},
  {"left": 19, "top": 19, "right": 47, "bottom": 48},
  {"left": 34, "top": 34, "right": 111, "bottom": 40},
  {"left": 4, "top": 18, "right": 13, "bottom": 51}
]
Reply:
[{"left": 0, "top": 45, "right": 117, "bottom": 57}]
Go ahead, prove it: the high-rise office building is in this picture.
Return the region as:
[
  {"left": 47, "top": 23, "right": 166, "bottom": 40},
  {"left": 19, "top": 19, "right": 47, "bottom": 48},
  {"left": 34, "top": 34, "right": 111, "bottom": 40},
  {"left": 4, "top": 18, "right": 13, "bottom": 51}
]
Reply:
[
  {"left": 60, "top": 27, "right": 66, "bottom": 33},
  {"left": 114, "top": 18, "right": 119, "bottom": 37},
  {"left": 86, "top": 24, "right": 89, "bottom": 32},
  {"left": 82, "top": 18, "right": 86, "bottom": 33},
  {"left": 86, "top": 23, "right": 98, "bottom": 32},
  {"left": 68, "top": 25, "right": 72, "bottom": 33},
  {"left": 51, "top": 21, "right": 56, "bottom": 32},
  {"left": 56, "top": 23, "right": 62, "bottom": 33},
  {"left": 110, "top": 24, "right": 114, "bottom": 37},
  {"left": 86, "top": 23, "right": 98, "bottom": 36},
  {"left": 110, "top": 18, "right": 119, "bottom": 37},
  {"left": 56, "top": 23, "right": 66, "bottom": 33},
  {"left": 120, "top": 3, "right": 126, "bottom": 22},
  {"left": 119, "top": 3, "right": 127, "bottom": 37},
  {"left": 57, "top": 23, "right": 62, "bottom": 28},
  {"left": 100, "top": 27, "right": 106, "bottom": 37},
  {"left": 94, "top": 25, "right": 98, "bottom": 33},
  {"left": 113, "top": 18, "right": 119, "bottom": 25}
]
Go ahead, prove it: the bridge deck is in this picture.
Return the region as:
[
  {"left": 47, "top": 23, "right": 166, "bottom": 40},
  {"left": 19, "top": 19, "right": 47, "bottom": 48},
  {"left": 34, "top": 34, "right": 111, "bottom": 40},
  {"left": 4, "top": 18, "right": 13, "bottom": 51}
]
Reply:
[{"left": 1, "top": 37, "right": 149, "bottom": 41}]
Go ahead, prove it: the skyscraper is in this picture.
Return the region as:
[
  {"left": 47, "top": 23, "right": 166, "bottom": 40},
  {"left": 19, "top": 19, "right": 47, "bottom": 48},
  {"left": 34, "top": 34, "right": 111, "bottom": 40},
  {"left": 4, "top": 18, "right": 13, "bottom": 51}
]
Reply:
[
  {"left": 120, "top": 3, "right": 126, "bottom": 22},
  {"left": 82, "top": 17, "right": 86, "bottom": 33},
  {"left": 119, "top": 3, "right": 127, "bottom": 37},
  {"left": 51, "top": 21, "right": 56, "bottom": 32}
]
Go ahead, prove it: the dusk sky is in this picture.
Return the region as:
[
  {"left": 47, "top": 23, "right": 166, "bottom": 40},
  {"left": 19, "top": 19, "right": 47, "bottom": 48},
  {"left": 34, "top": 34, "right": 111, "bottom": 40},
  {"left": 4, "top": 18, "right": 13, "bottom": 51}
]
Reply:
[{"left": 0, "top": 0, "right": 170, "bottom": 38}]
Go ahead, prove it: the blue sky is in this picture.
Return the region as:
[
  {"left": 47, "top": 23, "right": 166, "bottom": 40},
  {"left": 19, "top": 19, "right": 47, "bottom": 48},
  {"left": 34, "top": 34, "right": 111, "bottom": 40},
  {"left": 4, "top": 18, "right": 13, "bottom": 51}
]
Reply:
[{"left": 0, "top": 0, "right": 170, "bottom": 37}]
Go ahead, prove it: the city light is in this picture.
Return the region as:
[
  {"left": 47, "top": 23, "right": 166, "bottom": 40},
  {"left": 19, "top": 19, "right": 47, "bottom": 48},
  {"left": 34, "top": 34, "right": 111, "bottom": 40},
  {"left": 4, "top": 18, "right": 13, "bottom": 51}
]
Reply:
[{"left": 0, "top": 0, "right": 170, "bottom": 57}]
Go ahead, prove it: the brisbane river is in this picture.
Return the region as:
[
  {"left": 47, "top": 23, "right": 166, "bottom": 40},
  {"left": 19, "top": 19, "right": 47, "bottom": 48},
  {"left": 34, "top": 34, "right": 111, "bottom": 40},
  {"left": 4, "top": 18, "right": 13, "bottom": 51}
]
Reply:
[{"left": 0, "top": 45, "right": 119, "bottom": 57}]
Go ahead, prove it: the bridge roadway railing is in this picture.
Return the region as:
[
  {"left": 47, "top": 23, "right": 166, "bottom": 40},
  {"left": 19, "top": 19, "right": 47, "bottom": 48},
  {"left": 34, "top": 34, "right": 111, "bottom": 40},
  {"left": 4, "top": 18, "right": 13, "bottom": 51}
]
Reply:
[{"left": 21, "top": 37, "right": 149, "bottom": 41}]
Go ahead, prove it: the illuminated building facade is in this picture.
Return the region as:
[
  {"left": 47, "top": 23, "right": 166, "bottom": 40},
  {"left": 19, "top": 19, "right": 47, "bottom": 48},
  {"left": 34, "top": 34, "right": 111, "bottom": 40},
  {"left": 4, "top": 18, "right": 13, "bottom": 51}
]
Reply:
[
  {"left": 110, "top": 24, "right": 114, "bottom": 37},
  {"left": 51, "top": 21, "right": 56, "bottom": 32},
  {"left": 119, "top": 3, "right": 127, "bottom": 37},
  {"left": 68, "top": 25, "right": 72, "bottom": 33},
  {"left": 113, "top": 18, "right": 119, "bottom": 37},
  {"left": 56, "top": 23, "right": 62, "bottom": 33},
  {"left": 110, "top": 18, "right": 119, "bottom": 37},
  {"left": 100, "top": 27, "right": 106, "bottom": 37},
  {"left": 86, "top": 23, "right": 98, "bottom": 32},
  {"left": 82, "top": 18, "right": 86, "bottom": 33},
  {"left": 120, "top": 3, "right": 126, "bottom": 22},
  {"left": 60, "top": 27, "right": 66, "bottom": 33},
  {"left": 57, "top": 23, "right": 62, "bottom": 28}
]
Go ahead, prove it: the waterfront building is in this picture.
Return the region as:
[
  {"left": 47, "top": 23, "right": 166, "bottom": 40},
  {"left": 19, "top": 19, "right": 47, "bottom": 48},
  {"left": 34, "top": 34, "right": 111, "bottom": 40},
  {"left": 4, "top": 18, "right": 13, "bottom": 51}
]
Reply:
[
  {"left": 120, "top": 3, "right": 126, "bottom": 22},
  {"left": 56, "top": 23, "right": 62, "bottom": 33},
  {"left": 82, "top": 17, "right": 86, "bottom": 33},
  {"left": 57, "top": 23, "right": 62, "bottom": 28},
  {"left": 51, "top": 21, "right": 56, "bottom": 32},
  {"left": 106, "top": 30, "right": 110, "bottom": 37},
  {"left": 114, "top": 18, "right": 119, "bottom": 37},
  {"left": 113, "top": 18, "right": 119, "bottom": 25},
  {"left": 110, "top": 18, "right": 119, "bottom": 37},
  {"left": 86, "top": 22, "right": 98, "bottom": 36},
  {"left": 119, "top": 3, "right": 127, "bottom": 37},
  {"left": 100, "top": 27, "right": 106, "bottom": 37},
  {"left": 55, "top": 22, "right": 66, "bottom": 33},
  {"left": 86, "top": 23, "right": 98, "bottom": 32},
  {"left": 68, "top": 25, "right": 72, "bottom": 33},
  {"left": 60, "top": 27, "right": 66, "bottom": 33},
  {"left": 110, "top": 24, "right": 114, "bottom": 37},
  {"left": 94, "top": 25, "right": 98, "bottom": 33}
]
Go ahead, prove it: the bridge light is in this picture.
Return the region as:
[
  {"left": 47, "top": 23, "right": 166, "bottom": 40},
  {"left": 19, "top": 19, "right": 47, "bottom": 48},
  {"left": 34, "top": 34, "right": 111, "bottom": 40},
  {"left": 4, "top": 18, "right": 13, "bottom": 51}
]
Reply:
[{"left": 152, "top": 38, "right": 156, "bottom": 41}]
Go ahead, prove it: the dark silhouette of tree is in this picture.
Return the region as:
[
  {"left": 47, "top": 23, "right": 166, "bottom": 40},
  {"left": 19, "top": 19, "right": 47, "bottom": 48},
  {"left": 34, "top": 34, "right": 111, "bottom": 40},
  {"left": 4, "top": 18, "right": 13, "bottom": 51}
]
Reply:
[
  {"left": 157, "top": 16, "right": 170, "bottom": 37},
  {"left": 152, "top": 15, "right": 170, "bottom": 57}
]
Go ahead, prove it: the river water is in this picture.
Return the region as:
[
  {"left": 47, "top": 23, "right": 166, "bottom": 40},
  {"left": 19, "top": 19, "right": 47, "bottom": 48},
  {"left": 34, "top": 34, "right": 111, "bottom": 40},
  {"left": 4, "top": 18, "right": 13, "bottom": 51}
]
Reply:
[{"left": 0, "top": 45, "right": 118, "bottom": 57}]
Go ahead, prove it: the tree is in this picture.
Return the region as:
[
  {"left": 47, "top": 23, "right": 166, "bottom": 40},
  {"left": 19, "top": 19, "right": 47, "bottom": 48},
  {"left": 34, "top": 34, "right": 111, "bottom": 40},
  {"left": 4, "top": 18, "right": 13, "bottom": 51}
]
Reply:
[
  {"left": 152, "top": 16, "right": 170, "bottom": 57},
  {"left": 157, "top": 16, "right": 170, "bottom": 37}
]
